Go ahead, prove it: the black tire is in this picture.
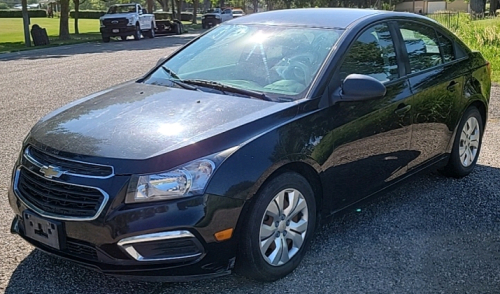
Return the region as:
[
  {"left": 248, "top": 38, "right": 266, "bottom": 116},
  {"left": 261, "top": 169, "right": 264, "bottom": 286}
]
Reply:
[
  {"left": 235, "top": 172, "right": 317, "bottom": 281},
  {"left": 202, "top": 24, "right": 206, "bottom": 29},
  {"left": 149, "top": 23, "right": 155, "bottom": 38},
  {"left": 120, "top": 36, "right": 127, "bottom": 41},
  {"left": 133, "top": 25, "right": 141, "bottom": 40},
  {"left": 102, "top": 35, "right": 110, "bottom": 43},
  {"left": 440, "top": 106, "right": 483, "bottom": 178}
]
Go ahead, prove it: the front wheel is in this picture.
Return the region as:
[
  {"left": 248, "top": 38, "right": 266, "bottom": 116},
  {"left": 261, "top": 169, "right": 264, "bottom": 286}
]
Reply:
[
  {"left": 236, "top": 172, "right": 317, "bottom": 281},
  {"left": 133, "top": 25, "right": 141, "bottom": 40},
  {"left": 441, "top": 106, "right": 483, "bottom": 178},
  {"left": 102, "top": 35, "right": 110, "bottom": 43}
]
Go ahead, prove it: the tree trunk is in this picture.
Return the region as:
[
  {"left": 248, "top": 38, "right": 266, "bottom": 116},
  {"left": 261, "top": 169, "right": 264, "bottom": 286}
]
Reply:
[
  {"left": 252, "top": 0, "right": 258, "bottom": 12},
  {"left": 192, "top": 0, "right": 198, "bottom": 23},
  {"left": 59, "top": 0, "right": 70, "bottom": 40},
  {"left": 21, "top": 0, "right": 30, "bottom": 47},
  {"left": 171, "top": 0, "right": 176, "bottom": 18},
  {"left": 74, "top": 0, "right": 80, "bottom": 35},
  {"left": 490, "top": 0, "right": 498, "bottom": 16},
  {"left": 147, "top": 0, "right": 154, "bottom": 14},
  {"left": 176, "top": 0, "right": 182, "bottom": 20}
]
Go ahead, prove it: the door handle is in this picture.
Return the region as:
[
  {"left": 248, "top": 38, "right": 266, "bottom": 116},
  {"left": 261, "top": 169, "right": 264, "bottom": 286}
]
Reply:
[
  {"left": 395, "top": 104, "right": 411, "bottom": 115},
  {"left": 447, "top": 81, "right": 459, "bottom": 92}
]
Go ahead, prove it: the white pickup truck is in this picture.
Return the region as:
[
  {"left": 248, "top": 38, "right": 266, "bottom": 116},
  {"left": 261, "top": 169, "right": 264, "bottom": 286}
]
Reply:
[
  {"left": 99, "top": 3, "right": 156, "bottom": 42},
  {"left": 201, "top": 8, "right": 233, "bottom": 29}
]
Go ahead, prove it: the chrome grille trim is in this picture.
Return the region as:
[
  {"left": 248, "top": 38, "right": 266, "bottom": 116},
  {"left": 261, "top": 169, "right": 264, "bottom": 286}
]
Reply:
[
  {"left": 24, "top": 146, "right": 114, "bottom": 179},
  {"left": 13, "top": 168, "right": 109, "bottom": 221}
]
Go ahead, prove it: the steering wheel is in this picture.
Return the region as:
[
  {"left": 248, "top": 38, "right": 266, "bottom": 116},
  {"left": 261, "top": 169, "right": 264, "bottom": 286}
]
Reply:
[{"left": 284, "top": 60, "right": 310, "bottom": 84}]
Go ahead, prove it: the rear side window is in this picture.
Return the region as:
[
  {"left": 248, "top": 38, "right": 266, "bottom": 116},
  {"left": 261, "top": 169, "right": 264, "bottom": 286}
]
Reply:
[
  {"left": 339, "top": 23, "right": 398, "bottom": 83},
  {"left": 398, "top": 22, "right": 442, "bottom": 73},
  {"left": 436, "top": 32, "right": 455, "bottom": 63}
]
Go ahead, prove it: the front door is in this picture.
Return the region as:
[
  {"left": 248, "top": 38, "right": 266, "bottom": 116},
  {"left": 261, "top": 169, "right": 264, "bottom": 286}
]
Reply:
[{"left": 315, "top": 22, "right": 415, "bottom": 209}]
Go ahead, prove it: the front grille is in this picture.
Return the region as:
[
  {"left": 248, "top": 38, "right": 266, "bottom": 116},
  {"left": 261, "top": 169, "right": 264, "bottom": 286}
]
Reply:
[
  {"left": 103, "top": 18, "right": 128, "bottom": 27},
  {"left": 26, "top": 146, "right": 113, "bottom": 178},
  {"left": 17, "top": 167, "right": 105, "bottom": 218},
  {"left": 66, "top": 239, "right": 98, "bottom": 261},
  {"left": 204, "top": 15, "right": 216, "bottom": 19}
]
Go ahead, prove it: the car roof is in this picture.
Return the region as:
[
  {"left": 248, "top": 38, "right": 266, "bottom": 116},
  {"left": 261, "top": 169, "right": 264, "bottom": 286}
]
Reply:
[{"left": 228, "top": 8, "right": 425, "bottom": 29}]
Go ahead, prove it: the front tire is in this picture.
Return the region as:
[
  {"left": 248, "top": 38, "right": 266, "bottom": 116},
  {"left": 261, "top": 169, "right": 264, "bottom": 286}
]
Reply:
[
  {"left": 236, "top": 172, "right": 317, "bottom": 281},
  {"left": 102, "top": 35, "right": 110, "bottom": 43},
  {"left": 441, "top": 106, "right": 483, "bottom": 178},
  {"left": 133, "top": 25, "right": 141, "bottom": 40}
]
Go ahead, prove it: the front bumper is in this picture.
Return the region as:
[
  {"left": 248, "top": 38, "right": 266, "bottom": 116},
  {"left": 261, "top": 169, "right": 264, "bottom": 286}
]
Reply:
[
  {"left": 9, "top": 180, "right": 245, "bottom": 281},
  {"left": 100, "top": 25, "right": 137, "bottom": 37}
]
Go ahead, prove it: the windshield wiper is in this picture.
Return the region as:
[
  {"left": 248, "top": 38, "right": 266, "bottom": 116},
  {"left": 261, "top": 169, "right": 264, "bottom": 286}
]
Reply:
[
  {"left": 160, "top": 66, "right": 200, "bottom": 91},
  {"left": 181, "top": 79, "right": 273, "bottom": 101}
]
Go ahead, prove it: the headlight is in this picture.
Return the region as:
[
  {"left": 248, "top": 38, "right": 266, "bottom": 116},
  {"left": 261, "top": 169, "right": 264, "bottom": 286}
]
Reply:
[
  {"left": 127, "top": 17, "right": 135, "bottom": 25},
  {"left": 126, "top": 147, "right": 237, "bottom": 203},
  {"left": 215, "top": 15, "right": 221, "bottom": 19}
]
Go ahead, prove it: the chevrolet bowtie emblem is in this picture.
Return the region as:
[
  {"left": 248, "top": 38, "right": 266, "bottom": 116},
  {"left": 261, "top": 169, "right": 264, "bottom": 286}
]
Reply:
[{"left": 39, "top": 165, "right": 63, "bottom": 179}]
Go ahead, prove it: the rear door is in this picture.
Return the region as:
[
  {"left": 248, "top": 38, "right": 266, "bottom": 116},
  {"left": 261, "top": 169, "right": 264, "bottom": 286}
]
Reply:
[{"left": 395, "top": 21, "right": 469, "bottom": 169}]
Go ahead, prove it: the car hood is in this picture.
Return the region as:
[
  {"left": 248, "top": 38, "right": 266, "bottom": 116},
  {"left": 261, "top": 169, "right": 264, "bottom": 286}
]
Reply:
[
  {"left": 29, "top": 82, "right": 295, "bottom": 170},
  {"left": 100, "top": 13, "right": 136, "bottom": 20},
  {"left": 203, "top": 13, "right": 221, "bottom": 16}
]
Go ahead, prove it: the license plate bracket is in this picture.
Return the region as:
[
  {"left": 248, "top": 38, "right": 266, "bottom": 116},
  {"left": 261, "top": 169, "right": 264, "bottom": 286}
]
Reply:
[
  {"left": 112, "top": 29, "right": 119, "bottom": 33},
  {"left": 23, "top": 211, "right": 62, "bottom": 250}
]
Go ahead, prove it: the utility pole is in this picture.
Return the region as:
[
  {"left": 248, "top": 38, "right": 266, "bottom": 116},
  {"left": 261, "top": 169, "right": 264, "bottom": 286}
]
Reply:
[{"left": 21, "top": 0, "right": 31, "bottom": 47}]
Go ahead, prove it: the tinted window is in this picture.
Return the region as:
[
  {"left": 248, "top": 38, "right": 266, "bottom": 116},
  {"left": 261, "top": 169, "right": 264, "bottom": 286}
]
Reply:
[
  {"left": 436, "top": 32, "right": 454, "bottom": 62},
  {"left": 399, "top": 22, "right": 442, "bottom": 73},
  {"left": 340, "top": 23, "right": 398, "bottom": 83}
]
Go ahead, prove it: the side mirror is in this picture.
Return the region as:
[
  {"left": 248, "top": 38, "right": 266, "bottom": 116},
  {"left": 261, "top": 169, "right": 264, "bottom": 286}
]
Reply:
[
  {"left": 156, "top": 56, "right": 167, "bottom": 66},
  {"left": 341, "top": 74, "right": 386, "bottom": 101}
]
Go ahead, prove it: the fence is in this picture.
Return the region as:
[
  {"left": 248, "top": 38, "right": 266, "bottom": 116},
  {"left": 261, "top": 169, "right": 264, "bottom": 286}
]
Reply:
[{"left": 425, "top": 11, "right": 460, "bottom": 30}]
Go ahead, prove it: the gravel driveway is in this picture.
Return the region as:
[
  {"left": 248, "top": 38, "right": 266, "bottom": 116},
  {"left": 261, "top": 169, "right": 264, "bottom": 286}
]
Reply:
[{"left": 0, "top": 36, "right": 499, "bottom": 293}]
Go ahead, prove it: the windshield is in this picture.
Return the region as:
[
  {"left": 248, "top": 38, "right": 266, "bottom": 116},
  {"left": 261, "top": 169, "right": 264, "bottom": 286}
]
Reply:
[
  {"left": 144, "top": 24, "right": 343, "bottom": 100},
  {"left": 107, "top": 5, "right": 136, "bottom": 14}
]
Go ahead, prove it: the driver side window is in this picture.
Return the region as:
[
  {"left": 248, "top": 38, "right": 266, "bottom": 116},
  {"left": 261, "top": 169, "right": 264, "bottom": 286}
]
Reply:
[{"left": 339, "top": 23, "right": 398, "bottom": 83}]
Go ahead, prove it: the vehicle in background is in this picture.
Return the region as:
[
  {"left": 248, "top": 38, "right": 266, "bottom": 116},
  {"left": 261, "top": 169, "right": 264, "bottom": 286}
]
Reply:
[
  {"left": 201, "top": 7, "right": 233, "bottom": 29},
  {"left": 99, "top": 3, "right": 156, "bottom": 43},
  {"left": 232, "top": 8, "right": 245, "bottom": 17}
]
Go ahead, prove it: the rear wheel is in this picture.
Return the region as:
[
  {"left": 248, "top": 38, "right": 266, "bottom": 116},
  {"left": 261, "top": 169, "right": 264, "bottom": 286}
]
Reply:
[
  {"left": 236, "top": 172, "right": 316, "bottom": 281},
  {"left": 441, "top": 106, "right": 483, "bottom": 178}
]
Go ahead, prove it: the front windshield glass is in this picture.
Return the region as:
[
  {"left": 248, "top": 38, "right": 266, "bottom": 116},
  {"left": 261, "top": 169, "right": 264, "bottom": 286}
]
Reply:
[
  {"left": 144, "top": 24, "right": 343, "bottom": 100},
  {"left": 107, "top": 5, "right": 136, "bottom": 14}
]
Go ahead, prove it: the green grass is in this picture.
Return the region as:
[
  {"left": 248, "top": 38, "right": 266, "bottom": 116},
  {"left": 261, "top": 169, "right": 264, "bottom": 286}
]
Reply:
[
  {"left": 432, "top": 14, "right": 500, "bottom": 83},
  {"left": 0, "top": 18, "right": 101, "bottom": 53}
]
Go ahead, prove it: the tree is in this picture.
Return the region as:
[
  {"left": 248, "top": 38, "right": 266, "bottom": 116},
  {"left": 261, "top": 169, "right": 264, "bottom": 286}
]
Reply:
[
  {"left": 60, "top": 0, "right": 71, "bottom": 39},
  {"left": 192, "top": 0, "right": 198, "bottom": 23},
  {"left": 73, "top": 0, "right": 87, "bottom": 35},
  {"left": 490, "top": 0, "right": 499, "bottom": 16}
]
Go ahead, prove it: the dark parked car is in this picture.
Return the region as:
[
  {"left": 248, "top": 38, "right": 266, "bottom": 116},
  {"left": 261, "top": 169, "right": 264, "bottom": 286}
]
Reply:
[{"left": 9, "top": 8, "right": 491, "bottom": 282}]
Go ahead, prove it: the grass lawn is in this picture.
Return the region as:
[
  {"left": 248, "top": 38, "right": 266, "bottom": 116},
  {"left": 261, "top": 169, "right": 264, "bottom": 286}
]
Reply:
[
  {"left": 0, "top": 17, "right": 201, "bottom": 53},
  {"left": 0, "top": 18, "right": 101, "bottom": 53}
]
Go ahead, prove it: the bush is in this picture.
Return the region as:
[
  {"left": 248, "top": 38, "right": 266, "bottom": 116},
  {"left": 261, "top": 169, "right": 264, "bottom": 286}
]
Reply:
[
  {"left": 0, "top": 3, "right": 9, "bottom": 9},
  {"left": 0, "top": 9, "right": 47, "bottom": 18},
  {"left": 69, "top": 10, "right": 105, "bottom": 19}
]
